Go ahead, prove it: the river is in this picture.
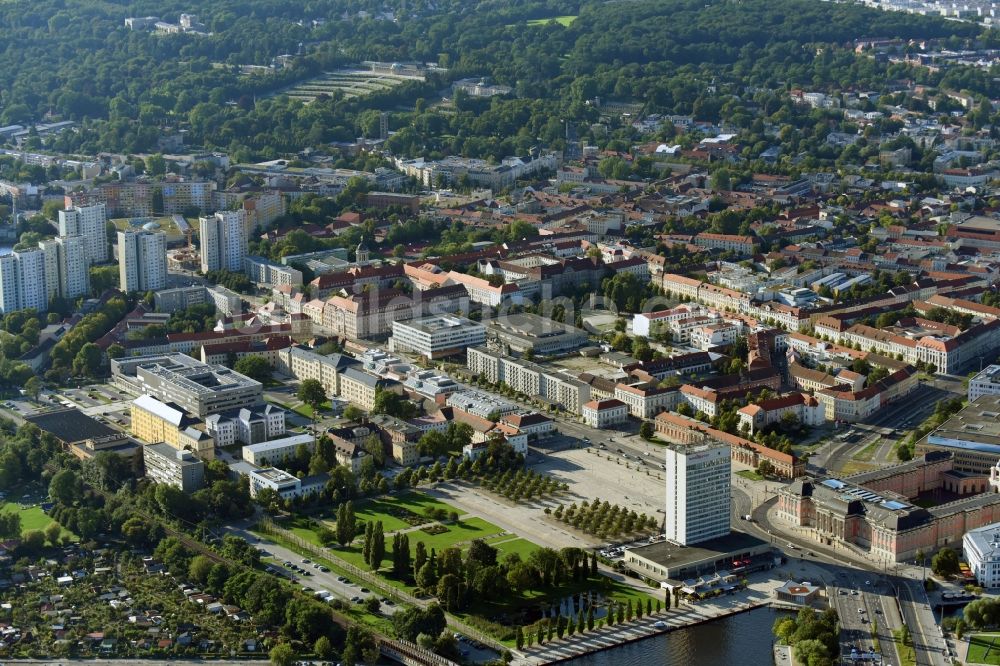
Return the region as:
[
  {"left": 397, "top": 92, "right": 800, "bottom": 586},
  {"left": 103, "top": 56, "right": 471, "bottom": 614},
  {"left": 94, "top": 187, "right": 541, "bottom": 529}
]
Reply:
[{"left": 562, "top": 607, "right": 791, "bottom": 666}]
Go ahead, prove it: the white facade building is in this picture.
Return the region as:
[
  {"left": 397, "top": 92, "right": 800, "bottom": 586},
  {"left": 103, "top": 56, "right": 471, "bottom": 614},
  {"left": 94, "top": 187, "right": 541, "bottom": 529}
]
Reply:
[
  {"left": 581, "top": 398, "right": 629, "bottom": 428},
  {"left": 59, "top": 204, "right": 108, "bottom": 265},
  {"left": 39, "top": 235, "right": 90, "bottom": 300},
  {"left": 964, "top": 522, "right": 1000, "bottom": 589},
  {"left": 664, "top": 441, "right": 731, "bottom": 546},
  {"left": 389, "top": 315, "right": 486, "bottom": 359},
  {"left": 118, "top": 229, "right": 168, "bottom": 292},
  {"left": 969, "top": 365, "right": 1000, "bottom": 402},
  {"left": 0, "top": 249, "right": 48, "bottom": 313},
  {"left": 199, "top": 210, "right": 247, "bottom": 273},
  {"left": 242, "top": 433, "right": 315, "bottom": 466}
]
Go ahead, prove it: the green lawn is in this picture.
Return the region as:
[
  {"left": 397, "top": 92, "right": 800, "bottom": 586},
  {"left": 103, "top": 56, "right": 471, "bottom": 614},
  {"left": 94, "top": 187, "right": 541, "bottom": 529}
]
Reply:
[
  {"left": 352, "top": 491, "right": 467, "bottom": 530},
  {"left": 968, "top": 633, "right": 1000, "bottom": 665},
  {"left": 0, "top": 502, "right": 75, "bottom": 540},
  {"left": 417, "top": 517, "right": 503, "bottom": 551},
  {"left": 527, "top": 15, "right": 577, "bottom": 26},
  {"left": 736, "top": 469, "right": 763, "bottom": 481},
  {"left": 487, "top": 536, "right": 540, "bottom": 560},
  {"left": 851, "top": 437, "right": 881, "bottom": 462}
]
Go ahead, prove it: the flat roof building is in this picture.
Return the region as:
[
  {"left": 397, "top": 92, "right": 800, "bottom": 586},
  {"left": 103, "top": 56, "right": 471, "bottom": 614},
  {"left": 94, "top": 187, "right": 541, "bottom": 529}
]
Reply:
[
  {"left": 113, "top": 353, "right": 263, "bottom": 418},
  {"left": 964, "top": 522, "right": 1000, "bottom": 589},
  {"left": 389, "top": 315, "right": 486, "bottom": 359},
  {"left": 623, "top": 531, "right": 772, "bottom": 582},
  {"left": 969, "top": 365, "right": 1000, "bottom": 402},
  {"left": 918, "top": 395, "right": 1000, "bottom": 474},
  {"left": 485, "top": 312, "right": 589, "bottom": 356},
  {"left": 143, "top": 443, "right": 205, "bottom": 493}
]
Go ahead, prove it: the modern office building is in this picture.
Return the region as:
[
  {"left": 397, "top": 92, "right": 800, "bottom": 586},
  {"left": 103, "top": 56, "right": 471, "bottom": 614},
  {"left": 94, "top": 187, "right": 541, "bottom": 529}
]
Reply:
[
  {"left": 39, "top": 236, "right": 90, "bottom": 300},
  {"left": 917, "top": 395, "right": 1000, "bottom": 474},
  {"left": 485, "top": 312, "right": 589, "bottom": 356},
  {"left": 113, "top": 353, "right": 263, "bottom": 418},
  {"left": 389, "top": 315, "right": 486, "bottom": 359},
  {"left": 964, "top": 522, "right": 1000, "bottom": 588},
  {"left": 58, "top": 204, "right": 108, "bottom": 265},
  {"left": 664, "top": 441, "right": 732, "bottom": 546},
  {"left": 0, "top": 248, "right": 48, "bottom": 313},
  {"left": 199, "top": 210, "right": 247, "bottom": 273},
  {"left": 143, "top": 442, "right": 205, "bottom": 492},
  {"left": 244, "top": 255, "right": 303, "bottom": 287},
  {"left": 969, "top": 365, "right": 1000, "bottom": 402},
  {"left": 118, "top": 229, "right": 167, "bottom": 292}
]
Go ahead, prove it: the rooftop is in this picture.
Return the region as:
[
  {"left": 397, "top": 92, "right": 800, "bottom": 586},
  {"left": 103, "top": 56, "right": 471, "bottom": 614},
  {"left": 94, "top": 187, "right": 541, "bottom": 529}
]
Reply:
[
  {"left": 627, "top": 531, "right": 769, "bottom": 569},
  {"left": 398, "top": 314, "right": 484, "bottom": 334},
  {"left": 25, "top": 409, "right": 118, "bottom": 444}
]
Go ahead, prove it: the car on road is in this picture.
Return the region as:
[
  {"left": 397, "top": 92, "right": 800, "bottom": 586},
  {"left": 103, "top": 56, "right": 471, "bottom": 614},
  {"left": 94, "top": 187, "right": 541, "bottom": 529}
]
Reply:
[
  {"left": 838, "top": 590, "right": 847, "bottom": 595},
  {"left": 857, "top": 608, "right": 865, "bottom": 613},
  {"left": 360, "top": 587, "right": 370, "bottom": 593},
  {"left": 653, "top": 621, "right": 667, "bottom": 629},
  {"left": 337, "top": 576, "right": 348, "bottom": 582},
  {"left": 302, "top": 558, "right": 311, "bottom": 564},
  {"left": 319, "top": 566, "right": 330, "bottom": 572},
  {"left": 582, "top": 437, "right": 590, "bottom": 443}
]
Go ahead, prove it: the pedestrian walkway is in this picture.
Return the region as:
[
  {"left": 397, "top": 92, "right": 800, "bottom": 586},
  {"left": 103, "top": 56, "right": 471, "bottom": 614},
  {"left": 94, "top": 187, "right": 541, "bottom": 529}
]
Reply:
[
  {"left": 514, "top": 599, "right": 775, "bottom": 664},
  {"left": 512, "top": 569, "right": 799, "bottom": 665},
  {"left": 774, "top": 644, "right": 796, "bottom": 666}
]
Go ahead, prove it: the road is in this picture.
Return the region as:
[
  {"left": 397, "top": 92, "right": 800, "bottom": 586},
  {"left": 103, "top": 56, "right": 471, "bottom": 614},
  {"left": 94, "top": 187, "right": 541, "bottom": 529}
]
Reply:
[
  {"left": 751, "top": 490, "right": 951, "bottom": 666},
  {"left": 897, "top": 577, "right": 950, "bottom": 666},
  {"left": 221, "top": 524, "right": 398, "bottom": 614},
  {"left": 810, "top": 378, "right": 961, "bottom": 474}
]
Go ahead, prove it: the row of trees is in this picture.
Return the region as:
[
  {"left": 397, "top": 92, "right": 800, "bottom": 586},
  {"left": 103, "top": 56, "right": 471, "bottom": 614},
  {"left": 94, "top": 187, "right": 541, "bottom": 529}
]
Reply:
[
  {"left": 480, "top": 468, "right": 566, "bottom": 502},
  {"left": 517, "top": 594, "right": 665, "bottom": 649},
  {"left": 548, "top": 499, "right": 659, "bottom": 539}
]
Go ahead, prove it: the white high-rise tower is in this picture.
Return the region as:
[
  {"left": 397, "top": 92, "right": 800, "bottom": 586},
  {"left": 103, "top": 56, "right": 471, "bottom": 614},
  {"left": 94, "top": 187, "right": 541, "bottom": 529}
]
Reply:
[
  {"left": 118, "top": 229, "right": 167, "bottom": 292},
  {"left": 199, "top": 211, "right": 247, "bottom": 273},
  {"left": 58, "top": 204, "right": 108, "bottom": 265},
  {"left": 664, "top": 439, "right": 731, "bottom": 546}
]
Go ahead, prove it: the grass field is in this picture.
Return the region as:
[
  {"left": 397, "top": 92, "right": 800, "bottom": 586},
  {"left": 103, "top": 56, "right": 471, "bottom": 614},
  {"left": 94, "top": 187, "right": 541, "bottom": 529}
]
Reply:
[
  {"left": 351, "top": 492, "right": 467, "bottom": 531},
  {"left": 0, "top": 502, "right": 75, "bottom": 540},
  {"left": 968, "top": 634, "right": 1000, "bottom": 665},
  {"left": 736, "top": 469, "right": 763, "bottom": 481},
  {"left": 487, "top": 535, "right": 540, "bottom": 560},
  {"left": 527, "top": 15, "right": 577, "bottom": 26}
]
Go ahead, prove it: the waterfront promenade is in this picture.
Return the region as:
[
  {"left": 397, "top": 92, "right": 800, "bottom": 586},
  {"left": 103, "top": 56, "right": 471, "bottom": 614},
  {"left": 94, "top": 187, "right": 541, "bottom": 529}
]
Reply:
[{"left": 513, "top": 565, "right": 817, "bottom": 665}]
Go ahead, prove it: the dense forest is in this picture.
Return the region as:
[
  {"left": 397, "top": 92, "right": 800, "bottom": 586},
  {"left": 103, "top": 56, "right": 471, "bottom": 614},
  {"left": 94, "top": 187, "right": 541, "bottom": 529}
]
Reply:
[{"left": 0, "top": 0, "right": 988, "bottom": 161}]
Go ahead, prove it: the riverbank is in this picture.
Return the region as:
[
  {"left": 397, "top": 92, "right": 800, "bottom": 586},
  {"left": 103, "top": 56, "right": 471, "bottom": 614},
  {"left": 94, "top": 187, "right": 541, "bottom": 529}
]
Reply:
[{"left": 516, "top": 599, "right": 776, "bottom": 664}]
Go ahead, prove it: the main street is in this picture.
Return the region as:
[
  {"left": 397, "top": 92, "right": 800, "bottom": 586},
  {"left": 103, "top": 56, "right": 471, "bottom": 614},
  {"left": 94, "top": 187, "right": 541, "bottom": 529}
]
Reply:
[{"left": 809, "top": 376, "right": 962, "bottom": 474}]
